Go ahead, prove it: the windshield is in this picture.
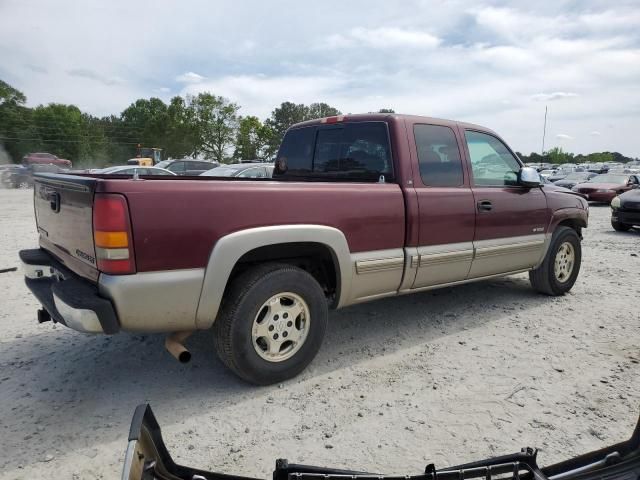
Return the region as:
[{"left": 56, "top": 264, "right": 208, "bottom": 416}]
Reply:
[
  {"left": 201, "top": 166, "right": 240, "bottom": 177},
  {"left": 155, "top": 160, "right": 171, "bottom": 168},
  {"left": 588, "top": 174, "right": 628, "bottom": 184},
  {"left": 564, "top": 173, "right": 588, "bottom": 180}
]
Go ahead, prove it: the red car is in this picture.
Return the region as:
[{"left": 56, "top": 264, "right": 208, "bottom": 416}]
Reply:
[
  {"left": 20, "top": 113, "right": 589, "bottom": 384},
  {"left": 22, "top": 152, "right": 72, "bottom": 168},
  {"left": 572, "top": 173, "right": 640, "bottom": 203}
]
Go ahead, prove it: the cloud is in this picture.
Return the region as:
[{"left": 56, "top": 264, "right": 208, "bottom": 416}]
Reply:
[
  {"left": 531, "top": 92, "right": 579, "bottom": 102},
  {"left": 66, "top": 68, "right": 123, "bottom": 86},
  {"left": 556, "top": 134, "right": 574, "bottom": 140},
  {"left": 181, "top": 74, "right": 345, "bottom": 118},
  {"left": 327, "top": 27, "right": 440, "bottom": 49},
  {"left": 24, "top": 64, "right": 47, "bottom": 74},
  {"left": 175, "top": 72, "right": 205, "bottom": 84},
  {"left": 1, "top": 0, "right": 639, "bottom": 156},
  {"left": 589, "top": 131, "right": 602, "bottom": 136}
]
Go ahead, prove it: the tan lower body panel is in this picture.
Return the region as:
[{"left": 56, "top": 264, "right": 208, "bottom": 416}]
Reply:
[
  {"left": 468, "top": 235, "right": 546, "bottom": 279},
  {"left": 412, "top": 242, "right": 474, "bottom": 288},
  {"left": 346, "top": 235, "right": 549, "bottom": 306},
  {"left": 99, "top": 268, "right": 205, "bottom": 332},
  {"left": 399, "top": 268, "right": 532, "bottom": 295},
  {"left": 349, "top": 249, "right": 405, "bottom": 303}
]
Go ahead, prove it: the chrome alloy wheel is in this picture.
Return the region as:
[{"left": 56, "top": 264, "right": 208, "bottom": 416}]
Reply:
[
  {"left": 251, "top": 292, "right": 310, "bottom": 362},
  {"left": 554, "top": 241, "right": 575, "bottom": 283}
]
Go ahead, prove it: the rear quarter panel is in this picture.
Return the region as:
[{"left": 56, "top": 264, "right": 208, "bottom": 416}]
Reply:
[{"left": 97, "top": 179, "right": 406, "bottom": 272}]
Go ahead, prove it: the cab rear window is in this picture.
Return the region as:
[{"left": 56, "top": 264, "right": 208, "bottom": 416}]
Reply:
[{"left": 274, "top": 122, "right": 393, "bottom": 182}]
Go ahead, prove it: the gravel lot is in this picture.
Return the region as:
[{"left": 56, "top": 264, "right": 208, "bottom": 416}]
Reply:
[{"left": 0, "top": 187, "right": 638, "bottom": 479}]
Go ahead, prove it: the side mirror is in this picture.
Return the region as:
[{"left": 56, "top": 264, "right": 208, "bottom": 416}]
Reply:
[{"left": 519, "top": 167, "right": 541, "bottom": 187}]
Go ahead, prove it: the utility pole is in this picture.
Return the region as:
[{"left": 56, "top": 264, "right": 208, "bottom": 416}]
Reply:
[{"left": 541, "top": 106, "right": 548, "bottom": 155}]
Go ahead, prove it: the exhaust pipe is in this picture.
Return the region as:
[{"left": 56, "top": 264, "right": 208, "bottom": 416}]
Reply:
[{"left": 165, "top": 331, "right": 193, "bottom": 363}]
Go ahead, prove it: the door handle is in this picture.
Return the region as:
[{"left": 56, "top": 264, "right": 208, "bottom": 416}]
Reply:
[{"left": 477, "top": 200, "right": 493, "bottom": 212}]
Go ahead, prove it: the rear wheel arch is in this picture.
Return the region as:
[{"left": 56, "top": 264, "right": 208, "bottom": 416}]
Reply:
[
  {"left": 226, "top": 242, "right": 340, "bottom": 305},
  {"left": 195, "top": 225, "right": 352, "bottom": 329}
]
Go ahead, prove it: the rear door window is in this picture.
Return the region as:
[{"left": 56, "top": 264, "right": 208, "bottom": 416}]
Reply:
[
  {"left": 414, "top": 124, "right": 464, "bottom": 187},
  {"left": 275, "top": 122, "right": 393, "bottom": 181}
]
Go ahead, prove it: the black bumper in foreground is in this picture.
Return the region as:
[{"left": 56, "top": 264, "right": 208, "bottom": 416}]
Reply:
[
  {"left": 123, "top": 404, "right": 640, "bottom": 480},
  {"left": 612, "top": 208, "right": 640, "bottom": 226},
  {"left": 20, "top": 248, "right": 119, "bottom": 334}
]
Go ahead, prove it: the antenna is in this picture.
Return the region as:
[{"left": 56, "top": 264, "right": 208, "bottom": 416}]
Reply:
[{"left": 541, "top": 106, "right": 548, "bottom": 155}]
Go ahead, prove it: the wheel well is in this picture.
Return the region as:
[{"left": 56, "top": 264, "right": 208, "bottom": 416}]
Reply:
[
  {"left": 226, "top": 242, "right": 339, "bottom": 305},
  {"left": 557, "top": 219, "right": 584, "bottom": 238}
]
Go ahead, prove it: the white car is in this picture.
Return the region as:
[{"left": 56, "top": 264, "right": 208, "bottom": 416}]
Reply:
[{"left": 94, "top": 166, "right": 177, "bottom": 176}]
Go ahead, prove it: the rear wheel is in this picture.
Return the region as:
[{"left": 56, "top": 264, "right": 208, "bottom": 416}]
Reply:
[
  {"left": 213, "top": 263, "right": 328, "bottom": 385},
  {"left": 611, "top": 220, "right": 631, "bottom": 232},
  {"left": 529, "top": 226, "right": 581, "bottom": 296}
]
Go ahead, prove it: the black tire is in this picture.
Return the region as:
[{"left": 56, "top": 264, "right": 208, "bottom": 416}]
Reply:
[
  {"left": 213, "top": 263, "right": 328, "bottom": 385},
  {"left": 529, "top": 226, "right": 582, "bottom": 296},
  {"left": 611, "top": 220, "right": 631, "bottom": 232}
]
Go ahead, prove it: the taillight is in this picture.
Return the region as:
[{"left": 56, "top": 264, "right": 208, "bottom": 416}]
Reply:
[
  {"left": 321, "top": 115, "right": 345, "bottom": 124},
  {"left": 93, "top": 194, "right": 136, "bottom": 274}
]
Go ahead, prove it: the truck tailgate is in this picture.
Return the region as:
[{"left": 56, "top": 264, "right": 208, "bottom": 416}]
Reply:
[{"left": 33, "top": 173, "right": 99, "bottom": 282}]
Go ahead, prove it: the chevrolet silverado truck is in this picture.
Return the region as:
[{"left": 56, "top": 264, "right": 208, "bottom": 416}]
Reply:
[{"left": 20, "top": 114, "right": 589, "bottom": 384}]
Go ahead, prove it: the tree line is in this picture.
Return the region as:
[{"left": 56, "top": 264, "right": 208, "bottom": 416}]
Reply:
[
  {"left": 517, "top": 147, "right": 636, "bottom": 165},
  {"left": 1, "top": 79, "right": 636, "bottom": 167},
  {"left": 0, "top": 79, "right": 350, "bottom": 167}
]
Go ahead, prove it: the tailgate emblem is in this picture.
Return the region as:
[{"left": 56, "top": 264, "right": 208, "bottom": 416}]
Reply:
[{"left": 49, "top": 192, "right": 61, "bottom": 213}]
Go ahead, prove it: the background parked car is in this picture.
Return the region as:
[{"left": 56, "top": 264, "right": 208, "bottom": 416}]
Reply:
[
  {"left": 572, "top": 173, "right": 640, "bottom": 203},
  {"left": 539, "top": 168, "right": 557, "bottom": 180},
  {"left": 155, "top": 159, "right": 219, "bottom": 175},
  {"left": 4, "top": 163, "right": 64, "bottom": 188},
  {"left": 547, "top": 168, "right": 575, "bottom": 183},
  {"left": 611, "top": 188, "right": 640, "bottom": 231},
  {"left": 22, "top": 152, "right": 72, "bottom": 168},
  {"left": 94, "top": 166, "right": 176, "bottom": 176},
  {"left": 200, "top": 162, "right": 274, "bottom": 178},
  {"left": 553, "top": 172, "right": 597, "bottom": 189}
]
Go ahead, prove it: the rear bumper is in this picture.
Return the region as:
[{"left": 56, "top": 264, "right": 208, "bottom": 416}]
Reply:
[
  {"left": 20, "top": 248, "right": 206, "bottom": 333},
  {"left": 20, "top": 249, "right": 119, "bottom": 334},
  {"left": 612, "top": 208, "right": 640, "bottom": 226}
]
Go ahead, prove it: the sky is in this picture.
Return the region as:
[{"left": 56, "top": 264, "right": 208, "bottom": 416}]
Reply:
[{"left": 0, "top": 0, "right": 639, "bottom": 157}]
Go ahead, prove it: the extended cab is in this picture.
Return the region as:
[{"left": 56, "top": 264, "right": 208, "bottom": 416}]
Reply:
[{"left": 20, "top": 114, "right": 588, "bottom": 384}]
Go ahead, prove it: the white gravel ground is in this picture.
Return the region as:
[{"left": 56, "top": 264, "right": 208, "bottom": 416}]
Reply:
[{"left": 0, "top": 188, "right": 638, "bottom": 479}]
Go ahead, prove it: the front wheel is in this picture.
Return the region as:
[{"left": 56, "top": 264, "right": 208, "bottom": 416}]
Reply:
[
  {"left": 611, "top": 220, "right": 631, "bottom": 232},
  {"left": 213, "top": 263, "right": 328, "bottom": 385},
  {"left": 529, "top": 226, "right": 582, "bottom": 296}
]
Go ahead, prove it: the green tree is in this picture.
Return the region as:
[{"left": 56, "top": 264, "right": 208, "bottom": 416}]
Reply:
[
  {"left": 189, "top": 93, "right": 240, "bottom": 162},
  {"left": 120, "top": 97, "right": 169, "bottom": 150},
  {"left": 233, "top": 116, "right": 274, "bottom": 161},
  {"left": 266, "top": 102, "right": 307, "bottom": 136},
  {"left": 165, "top": 96, "right": 199, "bottom": 159},
  {"left": 378, "top": 108, "right": 395, "bottom": 113},
  {"left": 546, "top": 146, "right": 573, "bottom": 164},
  {"left": 307, "top": 102, "right": 341, "bottom": 120},
  {"left": 0, "top": 80, "right": 26, "bottom": 107},
  {"left": 265, "top": 101, "right": 341, "bottom": 156},
  {"left": 0, "top": 81, "right": 30, "bottom": 162}
]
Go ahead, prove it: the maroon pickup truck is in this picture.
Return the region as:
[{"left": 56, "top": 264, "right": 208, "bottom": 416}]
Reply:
[{"left": 20, "top": 114, "right": 588, "bottom": 384}]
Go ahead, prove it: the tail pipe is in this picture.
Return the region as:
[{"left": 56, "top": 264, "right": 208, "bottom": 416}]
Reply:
[{"left": 165, "top": 331, "right": 193, "bottom": 363}]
